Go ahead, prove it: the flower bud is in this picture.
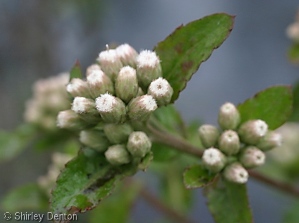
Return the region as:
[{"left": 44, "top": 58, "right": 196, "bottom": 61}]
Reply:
[
  {"left": 79, "top": 130, "right": 110, "bottom": 152},
  {"left": 239, "top": 146, "right": 265, "bottom": 168},
  {"left": 115, "top": 66, "right": 139, "bottom": 103},
  {"left": 103, "top": 123, "right": 133, "bottom": 144},
  {"left": 95, "top": 93, "right": 126, "bottom": 123},
  {"left": 128, "top": 95, "right": 157, "bottom": 122},
  {"left": 127, "top": 131, "right": 152, "bottom": 158},
  {"left": 57, "top": 110, "right": 87, "bottom": 130},
  {"left": 148, "top": 78, "right": 173, "bottom": 106},
  {"left": 66, "top": 78, "right": 91, "bottom": 98},
  {"left": 136, "top": 50, "right": 162, "bottom": 89},
  {"left": 223, "top": 162, "right": 248, "bottom": 184},
  {"left": 72, "top": 97, "right": 101, "bottom": 123},
  {"left": 86, "top": 64, "right": 101, "bottom": 77},
  {"left": 87, "top": 70, "right": 114, "bottom": 98},
  {"left": 256, "top": 131, "right": 282, "bottom": 151},
  {"left": 116, "top": 43, "right": 138, "bottom": 67},
  {"left": 238, "top": 120, "right": 268, "bottom": 145},
  {"left": 202, "top": 148, "right": 226, "bottom": 173},
  {"left": 136, "top": 87, "right": 144, "bottom": 97},
  {"left": 218, "top": 130, "right": 240, "bottom": 155},
  {"left": 97, "top": 48, "right": 123, "bottom": 81},
  {"left": 198, "top": 125, "right": 220, "bottom": 148},
  {"left": 218, "top": 102, "right": 240, "bottom": 130},
  {"left": 105, "top": 144, "right": 130, "bottom": 165},
  {"left": 286, "top": 23, "right": 299, "bottom": 42}
]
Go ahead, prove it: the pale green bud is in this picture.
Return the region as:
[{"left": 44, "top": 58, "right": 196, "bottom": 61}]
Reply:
[
  {"left": 148, "top": 78, "right": 173, "bottom": 106},
  {"left": 223, "top": 162, "right": 248, "bottom": 184},
  {"left": 257, "top": 131, "right": 282, "bottom": 151},
  {"left": 127, "top": 131, "right": 152, "bottom": 158},
  {"left": 87, "top": 70, "right": 114, "bottom": 98},
  {"left": 79, "top": 130, "right": 110, "bottom": 152},
  {"left": 136, "top": 87, "right": 144, "bottom": 97},
  {"left": 128, "top": 95, "right": 158, "bottom": 122},
  {"left": 202, "top": 148, "right": 226, "bottom": 173},
  {"left": 103, "top": 123, "right": 133, "bottom": 144},
  {"left": 57, "top": 110, "right": 87, "bottom": 130},
  {"left": 86, "top": 64, "right": 101, "bottom": 77},
  {"left": 218, "top": 102, "right": 240, "bottom": 130},
  {"left": 238, "top": 120, "right": 268, "bottom": 145},
  {"left": 115, "top": 66, "right": 139, "bottom": 103},
  {"left": 136, "top": 50, "right": 162, "bottom": 89},
  {"left": 198, "top": 125, "right": 220, "bottom": 148},
  {"left": 105, "top": 144, "right": 130, "bottom": 165},
  {"left": 116, "top": 43, "right": 138, "bottom": 67},
  {"left": 66, "top": 78, "right": 91, "bottom": 98},
  {"left": 239, "top": 146, "right": 265, "bottom": 168},
  {"left": 72, "top": 97, "right": 102, "bottom": 123},
  {"left": 95, "top": 93, "right": 126, "bottom": 123},
  {"left": 218, "top": 130, "right": 240, "bottom": 155}
]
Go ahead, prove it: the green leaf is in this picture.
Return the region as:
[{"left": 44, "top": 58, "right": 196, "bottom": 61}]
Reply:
[
  {"left": 183, "top": 165, "right": 216, "bottom": 189},
  {"left": 155, "top": 13, "right": 234, "bottom": 102},
  {"left": 1, "top": 183, "right": 49, "bottom": 211},
  {"left": 284, "top": 200, "right": 299, "bottom": 223},
  {"left": 287, "top": 43, "right": 299, "bottom": 64},
  {"left": 237, "top": 86, "right": 293, "bottom": 130},
  {"left": 204, "top": 177, "right": 253, "bottom": 223},
  {"left": 51, "top": 149, "right": 137, "bottom": 214},
  {"left": 289, "top": 81, "right": 299, "bottom": 121},
  {"left": 69, "top": 60, "right": 82, "bottom": 81}
]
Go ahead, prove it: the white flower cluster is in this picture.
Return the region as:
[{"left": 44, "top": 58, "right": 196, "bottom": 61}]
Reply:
[
  {"left": 199, "top": 102, "right": 282, "bottom": 184},
  {"left": 24, "top": 73, "right": 70, "bottom": 130},
  {"left": 57, "top": 44, "right": 174, "bottom": 166}
]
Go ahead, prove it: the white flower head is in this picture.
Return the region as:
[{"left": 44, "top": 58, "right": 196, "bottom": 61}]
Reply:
[
  {"left": 72, "top": 97, "right": 94, "bottom": 114},
  {"left": 149, "top": 78, "right": 171, "bottom": 96},
  {"left": 254, "top": 120, "right": 268, "bottom": 137},
  {"left": 119, "top": 66, "right": 136, "bottom": 78},
  {"left": 98, "top": 49, "right": 118, "bottom": 64},
  {"left": 87, "top": 70, "right": 105, "bottom": 85},
  {"left": 137, "top": 50, "right": 160, "bottom": 68},
  {"left": 202, "top": 148, "right": 223, "bottom": 165},
  {"left": 140, "top": 95, "right": 157, "bottom": 111},
  {"left": 95, "top": 93, "right": 116, "bottom": 113},
  {"left": 86, "top": 64, "right": 101, "bottom": 77},
  {"left": 220, "top": 102, "right": 237, "bottom": 114},
  {"left": 224, "top": 163, "right": 249, "bottom": 184}
]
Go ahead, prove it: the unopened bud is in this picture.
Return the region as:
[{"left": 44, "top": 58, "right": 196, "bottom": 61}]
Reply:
[
  {"left": 128, "top": 95, "right": 157, "bottom": 122},
  {"left": 97, "top": 48, "right": 123, "bottom": 81},
  {"left": 105, "top": 144, "right": 130, "bottom": 165},
  {"left": 87, "top": 70, "right": 114, "bottom": 98},
  {"left": 95, "top": 93, "right": 126, "bottom": 123},
  {"left": 116, "top": 43, "right": 138, "bottom": 67},
  {"left": 238, "top": 120, "right": 268, "bottom": 145},
  {"left": 127, "top": 131, "right": 152, "bottom": 158},
  {"left": 198, "top": 125, "right": 220, "bottom": 148},
  {"left": 57, "top": 110, "right": 87, "bottom": 130},
  {"left": 79, "top": 130, "right": 110, "bottom": 152},
  {"left": 66, "top": 78, "right": 91, "bottom": 98},
  {"left": 202, "top": 148, "right": 226, "bottom": 173},
  {"left": 115, "top": 66, "right": 139, "bottom": 103},
  {"left": 218, "top": 130, "right": 240, "bottom": 155},
  {"left": 136, "top": 87, "right": 144, "bottom": 97},
  {"left": 257, "top": 131, "right": 282, "bottom": 151},
  {"left": 223, "top": 162, "right": 248, "bottom": 184},
  {"left": 86, "top": 64, "right": 101, "bottom": 77},
  {"left": 103, "top": 123, "right": 133, "bottom": 144},
  {"left": 286, "top": 23, "right": 299, "bottom": 42},
  {"left": 72, "top": 97, "right": 101, "bottom": 123},
  {"left": 136, "top": 50, "right": 162, "bottom": 89},
  {"left": 240, "top": 146, "right": 265, "bottom": 168},
  {"left": 148, "top": 78, "right": 173, "bottom": 106},
  {"left": 218, "top": 102, "right": 240, "bottom": 130}
]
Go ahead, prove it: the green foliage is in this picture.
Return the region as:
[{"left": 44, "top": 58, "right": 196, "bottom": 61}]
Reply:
[
  {"left": 237, "top": 86, "right": 293, "bottom": 130},
  {"left": 287, "top": 43, "right": 299, "bottom": 64},
  {"left": 204, "top": 177, "right": 253, "bottom": 223},
  {"left": 155, "top": 13, "right": 234, "bottom": 102},
  {"left": 183, "top": 165, "right": 216, "bottom": 189},
  {"left": 69, "top": 60, "right": 83, "bottom": 81},
  {"left": 289, "top": 81, "right": 299, "bottom": 121},
  {"left": 1, "top": 183, "right": 48, "bottom": 211},
  {"left": 284, "top": 200, "right": 299, "bottom": 223}
]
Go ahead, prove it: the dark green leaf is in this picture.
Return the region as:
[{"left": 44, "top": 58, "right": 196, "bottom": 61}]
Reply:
[
  {"left": 287, "top": 43, "right": 299, "bottom": 64},
  {"left": 284, "top": 200, "right": 299, "bottom": 223},
  {"left": 51, "top": 149, "right": 137, "bottom": 214},
  {"left": 237, "top": 86, "right": 293, "bottom": 130},
  {"left": 204, "top": 177, "right": 253, "bottom": 223},
  {"left": 1, "top": 183, "right": 49, "bottom": 211},
  {"left": 155, "top": 13, "right": 234, "bottom": 102},
  {"left": 289, "top": 81, "right": 299, "bottom": 121},
  {"left": 69, "top": 60, "right": 82, "bottom": 81},
  {"left": 183, "top": 164, "right": 216, "bottom": 189}
]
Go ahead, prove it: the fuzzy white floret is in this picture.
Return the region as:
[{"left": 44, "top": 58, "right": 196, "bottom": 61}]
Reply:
[
  {"left": 87, "top": 70, "right": 105, "bottom": 84},
  {"left": 140, "top": 95, "right": 157, "bottom": 111},
  {"left": 202, "top": 148, "right": 222, "bottom": 165},
  {"left": 72, "top": 97, "right": 89, "bottom": 113},
  {"left": 95, "top": 93, "right": 116, "bottom": 112},
  {"left": 254, "top": 120, "right": 268, "bottom": 137},
  {"left": 137, "top": 50, "right": 160, "bottom": 68},
  {"left": 98, "top": 49, "right": 118, "bottom": 63},
  {"left": 149, "top": 78, "right": 171, "bottom": 96},
  {"left": 119, "top": 66, "right": 136, "bottom": 78}
]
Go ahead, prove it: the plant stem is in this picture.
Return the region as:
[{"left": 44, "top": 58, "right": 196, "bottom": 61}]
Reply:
[{"left": 139, "top": 186, "right": 197, "bottom": 223}]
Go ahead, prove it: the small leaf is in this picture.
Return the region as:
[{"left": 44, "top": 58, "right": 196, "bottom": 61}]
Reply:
[
  {"left": 204, "top": 177, "right": 253, "bottom": 223},
  {"left": 1, "top": 183, "right": 49, "bottom": 211},
  {"left": 69, "top": 60, "right": 83, "bottom": 81},
  {"left": 183, "top": 164, "right": 216, "bottom": 189},
  {"left": 237, "top": 86, "right": 293, "bottom": 130},
  {"left": 51, "top": 148, "right": 137, "bottom": 214},
  {"left": 155, "top": 13, "right": 234, "bottom": 102},
  {"left": 138, "top": 151, "right": 154, "bottom": 171},
  {"left": 287, "top": 43, "right": 299, "bottom": 64}
]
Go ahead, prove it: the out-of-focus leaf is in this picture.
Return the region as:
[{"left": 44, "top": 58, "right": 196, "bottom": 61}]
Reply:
[
  {"left": 69, "top": 60, "right": 82, "bottom": 81},
  {"left": 204, "top": 177, "right": 253, "bottom": 223},
  {"left": 237, "top": 86, "right": 293, "bottom": 130},
  {"left": 284, "top": 200, "right": 299, "bottom": 223},
  {"left": 155, "top": 13, "right": 234, "bottom": 102},
  {"left": 185, "top": 120, "right": 203, "bottom": 148},
  {"left": 1, "top": 183, "right": 48, "bottom": 211},
  {"left": 288, "top": 43, "right": 299, "bottom": 64},
  {"left": 289, "top": 81, "right": 299, "bottom": 121},
  {"left": 183, "top": 165, "right": 216, "bottom": 189}
]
